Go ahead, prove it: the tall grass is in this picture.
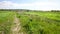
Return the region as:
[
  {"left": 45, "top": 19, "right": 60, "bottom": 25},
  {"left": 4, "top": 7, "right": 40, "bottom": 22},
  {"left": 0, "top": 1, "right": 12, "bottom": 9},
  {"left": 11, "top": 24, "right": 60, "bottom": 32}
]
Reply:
[
  {"left": 0, "top": 11, "right": 15, "bottom": 34},
  {"left": 17, "top": 11, "right": 60, "bottom": 34}
]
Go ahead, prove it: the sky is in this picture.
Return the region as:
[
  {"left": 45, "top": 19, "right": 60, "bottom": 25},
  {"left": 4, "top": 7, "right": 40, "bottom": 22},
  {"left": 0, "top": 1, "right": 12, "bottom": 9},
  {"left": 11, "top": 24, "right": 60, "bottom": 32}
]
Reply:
[{"left": 0, "top": 0, "right": 60, "bottom": 10}]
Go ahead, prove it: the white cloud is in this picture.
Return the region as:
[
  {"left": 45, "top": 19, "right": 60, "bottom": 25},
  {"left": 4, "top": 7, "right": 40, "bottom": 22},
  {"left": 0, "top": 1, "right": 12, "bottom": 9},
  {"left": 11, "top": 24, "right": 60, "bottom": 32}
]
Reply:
[{"left": 0, "top": 1, "right": 60, "bottom": 10}]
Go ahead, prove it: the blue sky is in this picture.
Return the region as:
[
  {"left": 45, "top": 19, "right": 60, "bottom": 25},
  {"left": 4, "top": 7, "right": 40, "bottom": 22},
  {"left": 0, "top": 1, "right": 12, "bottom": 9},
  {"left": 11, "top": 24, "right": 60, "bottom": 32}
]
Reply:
[{"left": 0, "top": 0, "right": 60, "bottom": 10}]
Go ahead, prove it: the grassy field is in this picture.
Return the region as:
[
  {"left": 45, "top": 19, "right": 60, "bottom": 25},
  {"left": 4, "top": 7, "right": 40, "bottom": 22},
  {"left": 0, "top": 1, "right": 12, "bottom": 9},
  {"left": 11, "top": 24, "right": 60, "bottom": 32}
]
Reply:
[
  {"left": 0, "top": 11, "right": 15, "bottom": 34},
  {"left": 17, "top": 11, "right": 60, "bottom": 34},
  {"left": 0, "top": 10, "right": 60, "bottom": 34}
]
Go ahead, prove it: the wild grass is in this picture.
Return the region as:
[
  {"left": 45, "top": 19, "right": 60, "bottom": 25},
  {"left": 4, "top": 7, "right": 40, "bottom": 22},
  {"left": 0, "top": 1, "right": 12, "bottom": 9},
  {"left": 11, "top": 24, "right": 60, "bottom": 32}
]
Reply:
[
  {"left": 0, "top": 11, "right": 15, "bottom": 34},
  {"left": 0, "top": 11, "right": 60, "bottom": 34},
  {"left": 17, "top": 11, "right": 60, "bottom": 34}
]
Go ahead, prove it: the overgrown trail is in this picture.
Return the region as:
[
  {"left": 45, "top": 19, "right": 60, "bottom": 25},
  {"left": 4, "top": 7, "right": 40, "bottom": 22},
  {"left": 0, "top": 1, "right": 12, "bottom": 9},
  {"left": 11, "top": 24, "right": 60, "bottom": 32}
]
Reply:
[{"left": 11, "top": 14, "right": 23, "bottom": 34}]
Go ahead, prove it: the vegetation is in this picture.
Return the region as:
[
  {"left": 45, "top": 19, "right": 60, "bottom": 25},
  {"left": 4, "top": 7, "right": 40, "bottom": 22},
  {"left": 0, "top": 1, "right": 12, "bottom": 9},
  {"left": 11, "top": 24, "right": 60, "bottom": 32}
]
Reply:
[
  {"left": 0, "top": 11, "right": 15, "bottom": 34},
  {"left": 0, "top": 10, "right": 60, "bottom": 34},
  {"left": 17, "top": 11, "right": 60, "bottom": 34}
]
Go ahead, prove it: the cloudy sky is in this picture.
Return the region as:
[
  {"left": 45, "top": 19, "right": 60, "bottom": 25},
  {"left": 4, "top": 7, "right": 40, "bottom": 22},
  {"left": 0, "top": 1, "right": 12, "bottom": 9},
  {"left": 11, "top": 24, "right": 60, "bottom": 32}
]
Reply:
[{"left": 0, "top": 0, "right": 60, "bottom": 10}]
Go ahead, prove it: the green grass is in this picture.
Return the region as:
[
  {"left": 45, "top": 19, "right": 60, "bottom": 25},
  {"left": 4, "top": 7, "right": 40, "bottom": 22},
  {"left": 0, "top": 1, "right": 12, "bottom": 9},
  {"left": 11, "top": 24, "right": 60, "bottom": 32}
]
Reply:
[
  {"left": 0, "top": 11, "right": 15, "bottom": 34},
  {"left": 0, "top": 11, "right": 60, "bottom": 34},
  {"left": 17, "top": 11, "right": 60, "bottom": 34}
]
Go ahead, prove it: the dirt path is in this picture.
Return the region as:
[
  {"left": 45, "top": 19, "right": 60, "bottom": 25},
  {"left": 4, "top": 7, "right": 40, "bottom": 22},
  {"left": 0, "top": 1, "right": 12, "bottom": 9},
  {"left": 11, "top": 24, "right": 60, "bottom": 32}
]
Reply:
[{"left": 11, "top": 14, "right": 23, "bottom": 34}]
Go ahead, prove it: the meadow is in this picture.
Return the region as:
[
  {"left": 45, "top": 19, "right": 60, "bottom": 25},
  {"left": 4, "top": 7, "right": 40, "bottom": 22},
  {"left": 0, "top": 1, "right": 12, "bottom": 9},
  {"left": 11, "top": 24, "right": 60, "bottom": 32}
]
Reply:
[
  {"left": 0, "top": 11, "right": 15, "bottom": 34},
  {"left": 0, "top": 10, "right": 60, "bottom": 34},
  {"left": 17, "top": 11, "right": 60, "bottom": 34}
]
